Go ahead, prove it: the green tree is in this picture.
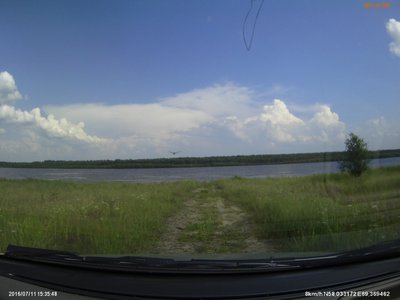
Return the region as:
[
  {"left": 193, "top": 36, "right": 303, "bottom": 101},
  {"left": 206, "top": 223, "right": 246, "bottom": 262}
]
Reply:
[{"left": 339, "top": 133, "right": 370, "bottom": 177}]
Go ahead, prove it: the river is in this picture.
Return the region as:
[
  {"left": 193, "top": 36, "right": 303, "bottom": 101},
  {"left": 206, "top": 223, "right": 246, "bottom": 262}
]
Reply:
[{"left": 0, "top": 157, "right": 399, "bottom": 182}]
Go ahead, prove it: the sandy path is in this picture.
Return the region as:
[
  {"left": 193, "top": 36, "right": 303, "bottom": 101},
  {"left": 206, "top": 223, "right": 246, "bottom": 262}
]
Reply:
[{"left": 151, "top": 187, "right": 273, "bottom": 257}]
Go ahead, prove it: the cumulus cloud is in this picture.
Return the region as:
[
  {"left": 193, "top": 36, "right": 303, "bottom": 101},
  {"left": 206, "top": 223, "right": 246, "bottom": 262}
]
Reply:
[
  {"left": 0, "top": 71, "right": 23, "bottom": 104},
  {"left": 0, "top": 104, "right": 107, "bottom": 144},
  {"left": 309, "top": 105, "right": 345, "bottom": 143},
  {"left": 260, "top": 99, "right": 304, "bottom": 126},
  {"left": 0, "top": 77, "right": 353, "bottom": 160},
  {"left": 0, "top": 71, "right": 108, "bottom": 151},
  {"left": 4, "top": 70, "right": 399, "bottom": 161},
  {"left": 44, "top": 85, "right": 350, "bottom": 158},
  {"left": 44, "top": 83, "right": 257, "bottom": 156},
  {"left": 386, "top": 18, "right": 400, "bottom": 57},
  {"left": 223, "top": 99, "right": 345, "bottom": 144},
  {"left": 255, "top": 99, "right": 305, "bottom": 143},
  {"left": 310, "top": 105, "right": 341, "bottom": 127}
]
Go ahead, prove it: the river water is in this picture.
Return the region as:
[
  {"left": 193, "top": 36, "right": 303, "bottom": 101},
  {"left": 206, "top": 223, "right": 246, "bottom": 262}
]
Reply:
[{"left": 0, "top": 157, "right": 399, "bottom": 183}]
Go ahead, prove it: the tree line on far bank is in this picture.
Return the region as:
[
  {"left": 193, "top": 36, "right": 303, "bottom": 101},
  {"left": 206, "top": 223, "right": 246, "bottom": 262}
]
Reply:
[{"left": 0, "top": 145, "right": 399, "bottom": 169}]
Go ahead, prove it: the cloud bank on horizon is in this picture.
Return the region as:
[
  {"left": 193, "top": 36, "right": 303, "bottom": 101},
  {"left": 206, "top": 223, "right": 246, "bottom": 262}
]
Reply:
[{"left": 0, "top": 70, "right": 398, "bottom": 162}]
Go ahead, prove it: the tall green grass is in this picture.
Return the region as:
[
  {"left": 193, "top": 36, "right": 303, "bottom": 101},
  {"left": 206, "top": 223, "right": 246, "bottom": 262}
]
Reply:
[
  {"left": 216, "top": 166, "right": 400, "bottom": 252},
  {"left": 1, "top": 166, "right": 399, "bottom": 255},
  {"left": 0, "top": 179, "right": 200, "bottom": 254}
]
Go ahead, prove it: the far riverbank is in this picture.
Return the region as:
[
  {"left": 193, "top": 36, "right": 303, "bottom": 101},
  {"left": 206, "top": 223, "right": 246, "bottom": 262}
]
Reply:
[
  {"left": 1, "top": 149, "right": 399, "bottom": 169},
  {"left": 0, "top": 157, "right": 399, "bottom": 182}
]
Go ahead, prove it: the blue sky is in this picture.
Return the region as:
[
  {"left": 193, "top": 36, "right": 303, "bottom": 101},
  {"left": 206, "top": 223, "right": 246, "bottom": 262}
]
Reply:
[{"left": 0, "top": 0, "right": 399, "bottom": 161}]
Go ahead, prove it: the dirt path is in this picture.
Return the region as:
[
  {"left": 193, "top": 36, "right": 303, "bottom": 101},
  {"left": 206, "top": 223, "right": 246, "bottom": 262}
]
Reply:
[{"left": 151, "top": 187, "right": 273, "bottom": 256}]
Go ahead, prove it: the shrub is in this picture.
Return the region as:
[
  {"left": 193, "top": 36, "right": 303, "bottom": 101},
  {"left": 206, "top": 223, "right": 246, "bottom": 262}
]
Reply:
[{"left": 339, "top": 133, "right": 369, "bottom": 177}]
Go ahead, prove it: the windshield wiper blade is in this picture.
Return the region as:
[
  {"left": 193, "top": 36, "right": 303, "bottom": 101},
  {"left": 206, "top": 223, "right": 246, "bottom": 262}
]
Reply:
[
  {"left": 7, "top": 240, "right": 399, "bottom": 273},
  {"left": 334, "top": 239, "right": 400, "bottom": 260},
  {"left": 4, "top": 245, "right": 171, "bottom": 267},
  {"left": 98, "top": 258, "right": 298, "bottom": 270},
  {"left": 59, "top": 255, "right": 299, "bottom": 272},
  {"left": 278, "top": 239, "right": 400, "bottom": 267},
  {"left": 4, "top": 245, "right": 298, "bottom": 272},
  {"left": 5, "top": 244, "right": 83, "bottom": 262}
]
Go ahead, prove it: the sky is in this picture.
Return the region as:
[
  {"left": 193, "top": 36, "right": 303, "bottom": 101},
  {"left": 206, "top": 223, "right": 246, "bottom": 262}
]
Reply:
[{"left": 0, "top": 0, "right": 399, "bottom": 161}]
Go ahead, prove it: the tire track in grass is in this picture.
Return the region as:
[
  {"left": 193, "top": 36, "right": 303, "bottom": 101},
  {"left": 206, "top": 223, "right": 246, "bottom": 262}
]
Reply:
[{"left": 151, "top": 187, "right": 273, "bottom": 256}]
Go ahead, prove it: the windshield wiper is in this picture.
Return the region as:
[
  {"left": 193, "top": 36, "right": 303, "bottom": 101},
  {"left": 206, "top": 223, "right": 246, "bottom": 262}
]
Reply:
[
  {"left": 5, "top": 244, "right": 83, "bottom": 262},
  {"left": 276, "top": 239, "right": 400, "bottom": 268},
  {"left": 334, "top": 239, "right": 400, "bottom": 261},
  {"left": 83, "top": 256, "right": 298, "bottom": 271},
  {"left": 4, "top": 240, "right": 400, "bottom": 273},
  {"left": 4, "top": 245, "right": 298, "bottom": 273}
]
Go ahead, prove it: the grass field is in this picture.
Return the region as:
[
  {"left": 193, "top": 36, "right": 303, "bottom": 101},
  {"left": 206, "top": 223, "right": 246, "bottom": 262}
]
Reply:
[
  {"left": 216, "top": 166, "right": 400, "bottom": 251},
  {"left": 0, "top": 180, "right": 201, "bottom": 254},
  {"left": 1, "top": 166, "right": 399, "bottom": 255}
]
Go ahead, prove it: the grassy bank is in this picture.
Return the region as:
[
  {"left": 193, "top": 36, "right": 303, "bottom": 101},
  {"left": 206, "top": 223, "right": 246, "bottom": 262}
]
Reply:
[
  {"left": 216, "top": 166, "right": 400, "bottom": 251},
  {"left": 1, "top": 166, "right": 399, "bottom": 255},
  {"left": 0, "top": 180, "right": 200, "bottom": 254}
]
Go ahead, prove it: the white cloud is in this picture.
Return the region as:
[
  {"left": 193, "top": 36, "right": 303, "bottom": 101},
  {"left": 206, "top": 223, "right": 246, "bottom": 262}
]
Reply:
[
  {"left": 257, "top": 99, "right": 306, "bottom": 143},
  {"left": 386, "top": 18, "right": 400, "bottom": 57},
  {"left": 0, "top": 71, "right": 108, "bottom": 156},
  {"left": 45, "top": 103, "right": 213, "bottom": 142},
  {"left": 260, "top": 99, "right": 304, "bottom": 126},
  {"left": 43, "top": 83, "right": 258, "bottom": 157},
  {"left": 223, "top": 116, "right": 252, "bottom": 141},
  {"left": 310, "top": 105, "right": 341, "bottom": 127},
  {"left": 0, "top": 104, "right": 107, "bottom": 144},
  {"left": 161, "top": 82, "right": 257, "bottom": 118},
  {"left": 309, "top": 105, "right": 346, "bottom": 143},
  {"left": 44, "top": 87, "right": 350, "bottom": 158},
  {"left": 0, "top": 78, "right": 373, "bottom": 160},
  {"left": 0, "top": 128, "right": 96, "bottom": 162},
  {"left": 222, "top": 99, "right": 346, "bottom": 146},
  {"left": 3, "top": 70, "right": 399, "bottom": 161},
  {"left": 0, "top": 71, "right": 23, "bottom": 104}
]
